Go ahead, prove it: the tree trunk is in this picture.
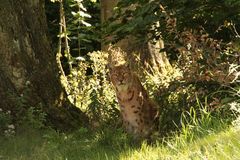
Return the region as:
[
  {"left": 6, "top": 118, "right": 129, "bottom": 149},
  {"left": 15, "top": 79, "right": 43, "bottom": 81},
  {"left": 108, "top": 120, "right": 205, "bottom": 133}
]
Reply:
[
  {"left": 0, "top": 0, "right": 88, "bottom": 130},
  {"left": 100, "top": 0, "right": 172, "bottom": 74}
]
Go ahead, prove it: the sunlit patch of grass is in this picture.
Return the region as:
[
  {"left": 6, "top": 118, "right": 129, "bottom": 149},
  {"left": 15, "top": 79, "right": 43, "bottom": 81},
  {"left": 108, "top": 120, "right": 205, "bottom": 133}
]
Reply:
[
  {"left": 118, "top": 127, "right": 240, "bottom": 160},
  {"left": 0, "top": 115, "right": 239, "bottom": 160}
]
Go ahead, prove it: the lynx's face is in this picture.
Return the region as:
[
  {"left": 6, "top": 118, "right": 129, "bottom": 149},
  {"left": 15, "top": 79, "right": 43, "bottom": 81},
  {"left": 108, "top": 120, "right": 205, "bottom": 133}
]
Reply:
[{"left": 110, "top": 65, "right": 132, "bottom": 91}]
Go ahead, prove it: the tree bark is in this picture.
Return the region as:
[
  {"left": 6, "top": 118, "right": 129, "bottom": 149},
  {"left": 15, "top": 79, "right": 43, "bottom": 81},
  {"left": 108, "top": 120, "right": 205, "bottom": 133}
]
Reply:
[
  {"left": 100, "top": 0, "right": 172, "bottom": 74},
  {"left": 0, "top": 0, "right": 88, "bottom": 130}
]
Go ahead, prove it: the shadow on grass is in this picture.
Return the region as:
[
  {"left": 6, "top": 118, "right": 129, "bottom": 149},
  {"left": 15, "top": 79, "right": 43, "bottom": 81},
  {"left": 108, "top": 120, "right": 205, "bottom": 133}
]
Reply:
[
  {"left": 0, "top": 127, "right": 141, "bottom": 160},
  {"left": 0, "top": 120, "right": 232, "bottom": 160}
]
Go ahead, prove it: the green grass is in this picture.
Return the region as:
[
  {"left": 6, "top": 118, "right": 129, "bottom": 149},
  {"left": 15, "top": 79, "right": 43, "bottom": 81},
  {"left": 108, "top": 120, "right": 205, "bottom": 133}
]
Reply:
[
  {"left": 0, "top": 101, "right": 239, "bottom": 160},
  {"left": 122, "top": 128, "right": 240, "bottom": 160},
  {"left": 0, "top": 124, "right": 240, "bottom": 160}
]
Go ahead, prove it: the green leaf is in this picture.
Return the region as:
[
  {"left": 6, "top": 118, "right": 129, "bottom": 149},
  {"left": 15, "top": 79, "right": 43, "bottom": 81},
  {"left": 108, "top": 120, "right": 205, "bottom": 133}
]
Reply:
[
  {"left": 221, "top": 98, "right": 234, "bottom": 104},
  {"left": 81, "top": 20, "right": 91, "bottom": 27}
]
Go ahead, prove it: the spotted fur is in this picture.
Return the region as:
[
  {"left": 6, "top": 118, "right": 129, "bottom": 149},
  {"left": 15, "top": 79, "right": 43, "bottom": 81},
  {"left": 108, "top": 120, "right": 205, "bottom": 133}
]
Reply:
[{"left": 109, "top": 64, "right": 157, "bottom": 138}]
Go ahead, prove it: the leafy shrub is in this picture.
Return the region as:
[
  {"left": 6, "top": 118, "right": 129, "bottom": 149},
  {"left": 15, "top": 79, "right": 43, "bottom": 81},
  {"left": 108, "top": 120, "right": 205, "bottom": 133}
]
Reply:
[
  {"left": 0, "top": 109, "right": 15, "bottom": 137},
  {"left": 66, "top": 51, "right": 119, "bottom": 127},
  {"left": 21, "top": 106, "right": 47, "bottom": 129},
  {"left": 60, "top": 0, "right": 240, "bottom": 134},
  {"left": 1, "top": 88, "right": 48, "bottom": 135},
  {"left": 223, "top": 64, "right": 240, "bottom": 129}
]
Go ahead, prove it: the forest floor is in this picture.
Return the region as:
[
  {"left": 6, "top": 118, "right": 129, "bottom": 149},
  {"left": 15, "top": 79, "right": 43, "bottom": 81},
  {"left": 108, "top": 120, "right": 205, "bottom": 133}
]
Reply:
[{"left": 0, "top": 124, "right": 240, "bottom": 160}]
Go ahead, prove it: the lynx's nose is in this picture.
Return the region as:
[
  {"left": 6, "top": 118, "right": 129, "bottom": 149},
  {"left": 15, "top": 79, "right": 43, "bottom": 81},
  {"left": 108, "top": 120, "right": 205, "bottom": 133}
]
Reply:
[
  {"left": 118, "top": 78, "right": 125, "bottom": 85},
  {"left": 118, "top": 80, "right": 123, "bottom": 84}
]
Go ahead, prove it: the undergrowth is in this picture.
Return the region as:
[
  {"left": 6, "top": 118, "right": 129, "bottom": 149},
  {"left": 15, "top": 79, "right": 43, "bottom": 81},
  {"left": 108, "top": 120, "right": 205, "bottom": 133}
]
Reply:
[
  {"left": 0, "top": 81, "right": 239, "bottom": 159},
  {"left": 1, "top": 47, "right": 239, "bottom": 160},
  {"left": 0, "top": 104, "right": 239, "bottom": 160}
]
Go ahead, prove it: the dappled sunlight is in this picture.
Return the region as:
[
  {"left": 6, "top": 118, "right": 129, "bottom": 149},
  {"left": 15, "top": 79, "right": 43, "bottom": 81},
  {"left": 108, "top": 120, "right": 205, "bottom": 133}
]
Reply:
[
  {"left": 118, "top": 127, "right": 240, "bottom": 160},
  {"left": 1, "top": 0, "right": 240, "bottom": 159},
  {"left": 0, "top": 122, "right": 240, "bottom": 160}
]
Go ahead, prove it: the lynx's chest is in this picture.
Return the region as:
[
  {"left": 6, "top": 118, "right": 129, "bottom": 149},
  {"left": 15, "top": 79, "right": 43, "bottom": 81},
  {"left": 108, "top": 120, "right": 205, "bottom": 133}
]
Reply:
[
  {"left": 122, "top": 98, "right": 139, "bottom": 116},
  {"left": 117, "top": 89, "right": 144, "bottom": 124}
]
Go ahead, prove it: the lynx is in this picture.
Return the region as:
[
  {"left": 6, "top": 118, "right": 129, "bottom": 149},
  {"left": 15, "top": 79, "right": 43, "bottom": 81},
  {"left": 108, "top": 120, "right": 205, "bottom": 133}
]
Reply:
[{"left": 108, "top": 47, "right": 158, "bottom": 138}]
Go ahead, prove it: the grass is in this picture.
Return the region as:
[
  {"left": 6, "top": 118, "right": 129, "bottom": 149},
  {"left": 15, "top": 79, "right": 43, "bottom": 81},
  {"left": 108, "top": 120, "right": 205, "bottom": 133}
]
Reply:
[
  {"left": 1, "top": 97, "right": 239, "bottom": 160},
  {"left": 0, "top": 122, "right": 240, "bottom": 160}
]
